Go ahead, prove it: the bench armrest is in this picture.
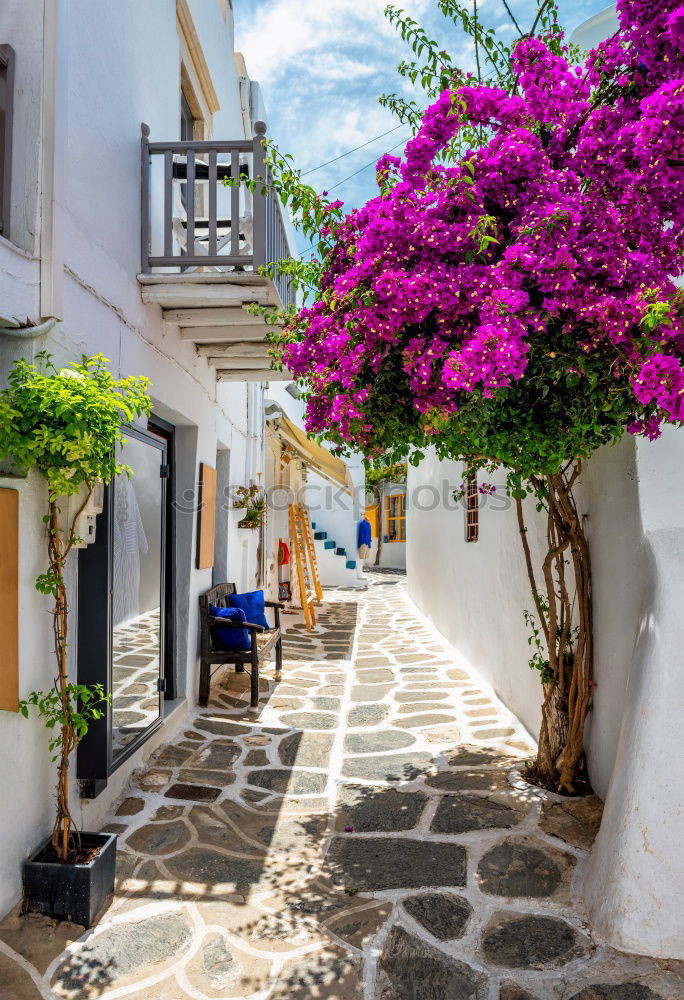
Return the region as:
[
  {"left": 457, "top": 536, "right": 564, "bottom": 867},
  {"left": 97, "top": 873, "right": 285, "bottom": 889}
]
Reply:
[
  {"left": 207, "top": 615, "right": 266, "bottom": 634},
  {"left": 264, "top": 600, "right": 283, "bottom": 628}
]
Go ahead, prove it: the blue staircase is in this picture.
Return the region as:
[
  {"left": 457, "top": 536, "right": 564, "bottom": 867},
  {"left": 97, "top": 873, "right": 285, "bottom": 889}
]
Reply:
[{"left": 308, "top": 521, "right": 363, "bottom": 586}]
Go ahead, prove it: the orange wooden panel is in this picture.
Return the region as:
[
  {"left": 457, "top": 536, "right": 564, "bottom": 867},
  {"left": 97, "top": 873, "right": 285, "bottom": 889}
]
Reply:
[
  {"left": 364, "top": 504, "right": 379, "bottom": 538},
  {"left": 0, "top": 488, "right": 19, "bottom": 712},
  {"left": 196, "top": 463, "right": 217, "bottom": 570}
]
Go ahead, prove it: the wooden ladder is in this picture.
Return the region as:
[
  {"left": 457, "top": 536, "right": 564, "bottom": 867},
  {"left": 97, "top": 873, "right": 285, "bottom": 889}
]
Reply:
[
  {"left": 288, "top": 504, "right": 317, "bottom": 631},
  {"left": 295, "top": 504, "right": 323, "bottom": 603}
]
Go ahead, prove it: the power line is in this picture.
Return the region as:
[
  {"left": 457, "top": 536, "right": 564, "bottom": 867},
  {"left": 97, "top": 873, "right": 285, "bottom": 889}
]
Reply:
[
  {"left": 292, "top": 134, "right": 411, "bottom": 260},
  {"left": 300, "top": 123, "right": 405, "bottom": 177},
  {"left": 325, "top": 134, "right": 411, "bottom": 193}
]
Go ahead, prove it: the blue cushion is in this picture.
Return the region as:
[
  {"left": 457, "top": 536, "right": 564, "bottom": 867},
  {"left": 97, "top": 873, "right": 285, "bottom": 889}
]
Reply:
[
  {"left": 229, "top": 589, "right": 269, "bottom": 630},
  {"left": 210, "top": 604, "right": 251, "bottom": 651}
]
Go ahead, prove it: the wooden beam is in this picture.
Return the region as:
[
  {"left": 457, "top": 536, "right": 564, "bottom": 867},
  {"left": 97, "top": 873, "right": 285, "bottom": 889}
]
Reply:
[
  {"left": 138, "top": 272, "right": 268, "bottom": 285},
  {"left": 181, "top": 325, "right": 274, "bottom": 343},
  {"left": 196, "top": 463, "right": 217, "bottom": 570},
  {"left": 216, "top": 369, "right": 291, "bottom": 382},
  {"left": 140, "top": 281, "right": 277, "bottom": 309},
  {"left": 164, "top": 305, "right": 270, "bottom": 326},
  {"left": 197, "top": 342, "right": 271, "bottom": 358},
  {"left": 207, "top": 355, "right": 275, "bottom": 370},
  {"left": 176, "top": 0, "right": 221, "bottom": 113}
]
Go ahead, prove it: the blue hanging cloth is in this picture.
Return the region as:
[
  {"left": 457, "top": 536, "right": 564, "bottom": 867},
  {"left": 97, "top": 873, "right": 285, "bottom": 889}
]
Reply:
[{"left": 357, "top": 518, "right": 372, "bottom": 548}]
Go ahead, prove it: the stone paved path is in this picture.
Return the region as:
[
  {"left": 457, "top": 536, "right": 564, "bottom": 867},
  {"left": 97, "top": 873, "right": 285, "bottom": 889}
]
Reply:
[{"left": 1, "top": 578, "right": 683, "bottom": 999}]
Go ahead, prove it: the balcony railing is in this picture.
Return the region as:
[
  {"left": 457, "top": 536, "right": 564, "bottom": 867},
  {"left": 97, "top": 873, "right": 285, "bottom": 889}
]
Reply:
[{"left": 140, "top": 121, "right": 294, "bottom": 307}]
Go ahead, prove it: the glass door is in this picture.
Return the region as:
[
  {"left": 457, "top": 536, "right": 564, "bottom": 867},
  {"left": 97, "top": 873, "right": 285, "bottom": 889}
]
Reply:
[{"left": 110, "top": 427, "right": 167, "bottom": 763}]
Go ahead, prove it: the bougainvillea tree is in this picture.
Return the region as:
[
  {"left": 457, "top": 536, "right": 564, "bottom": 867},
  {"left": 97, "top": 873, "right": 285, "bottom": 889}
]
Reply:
[{"left": 276, "top": 0, "right": 684, "bottom": 792}]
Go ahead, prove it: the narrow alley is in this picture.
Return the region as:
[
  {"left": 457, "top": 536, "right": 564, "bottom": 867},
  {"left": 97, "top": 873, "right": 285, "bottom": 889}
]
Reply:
[{"left": 0, "top": 579, "right": 681, "bottom": 1000}]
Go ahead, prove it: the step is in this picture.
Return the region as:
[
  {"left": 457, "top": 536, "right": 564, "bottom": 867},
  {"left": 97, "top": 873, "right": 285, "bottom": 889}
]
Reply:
[
  {"left": 314, "top": 531, "right": 327, "bottom": 540},
  {"left": 324, "top": 540, "right": 335, "bottom": 550},
  {"left": 311, "top": 522, "right": 316, "bottom": 530},
  {"left": 335, "top": 547, "right": 346, "bottom": 556},
  {"left": 346, "top": 559, "right": 356, "bottom": 569}
]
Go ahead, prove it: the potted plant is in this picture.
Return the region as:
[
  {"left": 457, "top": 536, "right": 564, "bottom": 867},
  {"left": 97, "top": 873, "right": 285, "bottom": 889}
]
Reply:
[
  {"left": 233, "top": 483, "right": 265, "bottom": 530},
  {"left": 0, "top": 352, "right": 151, "bottom": 927}
]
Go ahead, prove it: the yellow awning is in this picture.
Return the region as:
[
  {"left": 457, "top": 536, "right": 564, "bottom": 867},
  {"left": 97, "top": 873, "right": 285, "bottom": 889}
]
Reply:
[{"left": 269, "top": 411, "right": 353, "bottom": 493}]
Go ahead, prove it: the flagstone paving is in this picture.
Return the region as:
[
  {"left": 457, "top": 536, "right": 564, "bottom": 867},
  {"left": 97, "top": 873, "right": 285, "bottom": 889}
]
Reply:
[{"left": 1, "top": 577, "right": 683, "bottom": 999}]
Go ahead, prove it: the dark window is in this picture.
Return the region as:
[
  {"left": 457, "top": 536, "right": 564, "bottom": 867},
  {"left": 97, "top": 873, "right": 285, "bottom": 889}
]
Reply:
[
  {"left": 179, "top": 91, "right": 196, "bottom": 216},
  {"left": 77, "top": 420, "right": 176, "bottom": 797},
  {"left": 0, "top": 45, "right": 15, "bottom": 239},
  {"left": 180, "top": 90, "right": 195, "bottom": 140},
  {"left": 465, "top": 475, "right": 479, "bottom": 543}
]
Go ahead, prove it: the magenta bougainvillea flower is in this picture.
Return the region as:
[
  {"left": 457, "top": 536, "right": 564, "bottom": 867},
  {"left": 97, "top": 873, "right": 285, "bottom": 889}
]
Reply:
[{"left": 281, "top": 0, "right": 684, "bottom": 473}]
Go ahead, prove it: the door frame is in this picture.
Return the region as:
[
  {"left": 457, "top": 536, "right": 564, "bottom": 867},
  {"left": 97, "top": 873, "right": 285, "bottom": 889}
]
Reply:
[{"left": 77, "top": 421, "right": 174, "bottom": 797}]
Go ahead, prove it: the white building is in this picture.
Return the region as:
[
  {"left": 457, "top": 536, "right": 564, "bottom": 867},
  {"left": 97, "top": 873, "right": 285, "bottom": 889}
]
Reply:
[
  {"left": 406, "top": 7, "right": 683, "bottom": 960},
  {"left": 365, "top": 480, "right": 407, "bottom": 572},
  {"left": 0, "top": 0, "right": 297, "bottom": 916},
  {"left": 263, "top": 382, "right": 366, "bottom": 593}
]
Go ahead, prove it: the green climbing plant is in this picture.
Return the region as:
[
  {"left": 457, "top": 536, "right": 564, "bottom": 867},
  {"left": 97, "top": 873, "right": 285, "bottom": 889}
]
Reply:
[{"left": 0, "top": 353, "right": 151, "bottom": 862}]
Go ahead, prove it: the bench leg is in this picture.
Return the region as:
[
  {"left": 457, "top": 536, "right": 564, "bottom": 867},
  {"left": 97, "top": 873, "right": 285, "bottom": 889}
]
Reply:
[
  {"left": 199, "top": 658, "right": 210, "bottom": 706},
  {"left": 250, "top": 649, "right": 260, "bottom": 708},
  {"left": 275, "top": 637, "right": 283, "bottom": 682}
]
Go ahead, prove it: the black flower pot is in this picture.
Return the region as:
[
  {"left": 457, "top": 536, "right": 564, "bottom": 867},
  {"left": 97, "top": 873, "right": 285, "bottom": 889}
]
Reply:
[{"left": 23, "top": 831, "right": 117, "bottom": 928}]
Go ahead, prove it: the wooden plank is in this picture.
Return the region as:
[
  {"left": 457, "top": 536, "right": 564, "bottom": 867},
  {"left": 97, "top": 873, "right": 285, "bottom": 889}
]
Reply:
[
  {"left": 163, "top": 150, "right": 173, "bottom": 257},
  {"left": 185, "top": 150, "right": 195, "bottom": 254},
  {"left": 196, "top": 463, "right": 217, "bottom": 570},
  {"left": 0, "top": 488, "right": 19, "bottom": 712},
  {"left": 216, "top": 369, "right": 291, "bottom": 382},
  {"left": 205, "top": 356, "right": 274, "bottom": 370},
  {"left": 181, "top": 325, "right": 272, "bottom": 343},
  {"left": 148, "top": 139, "right": 251, "bottom": 153},
  {"left": 230, "top": 150, "right": 240, "bottom": 257},
  {"left": 165, "top": 303, "right": 271, "bottom": 325},
  {"left": 208, "top": 149, "right": 217, "bottom": 257},
  {"left": 148, "top": 254, "right": 251, "bottom": 268},
  {"left": 197, "top": 342, "right": 272, "bottom": 359},
  {"left": 140, "top": 283, "right": 275, "bottom": 309}
]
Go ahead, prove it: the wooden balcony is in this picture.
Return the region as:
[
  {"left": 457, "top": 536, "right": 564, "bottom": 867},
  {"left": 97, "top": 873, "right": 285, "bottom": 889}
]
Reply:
[{"left": 138, "top": 122, "right": 293, "bottom": 382}]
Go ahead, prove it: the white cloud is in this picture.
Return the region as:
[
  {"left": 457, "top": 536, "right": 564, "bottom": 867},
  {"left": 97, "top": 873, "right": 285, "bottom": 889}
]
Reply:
[
  {"left": 233, "top": 0, "right": 610, "bottom": 217},
  {"left": 235, "top": 0, "right": 432, "bottom": 85}
]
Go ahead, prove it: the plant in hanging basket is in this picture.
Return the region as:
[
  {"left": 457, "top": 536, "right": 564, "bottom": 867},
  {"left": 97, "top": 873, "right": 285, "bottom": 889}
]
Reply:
[
  {"left": 233, "top": 483, "right": 265, "bottom": 528},
  {"left": 0, "top": 352, "right": 151, "bottom": 925}
]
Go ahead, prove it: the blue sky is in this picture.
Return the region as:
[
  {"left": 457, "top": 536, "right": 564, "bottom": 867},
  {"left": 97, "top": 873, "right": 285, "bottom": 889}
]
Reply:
[{"left": 234, "top": 0, "right": 608, "bottom": 220}]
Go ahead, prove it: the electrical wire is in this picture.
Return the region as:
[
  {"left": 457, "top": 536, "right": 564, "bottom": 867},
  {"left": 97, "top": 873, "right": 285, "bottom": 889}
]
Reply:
[
  {"left": 299, "top": 123, "right": 405, "bottom": 177},
  {"left": 325, "top": 134, "right": 411, "bottom": 193},
  {"left": 291, "top": 134, "right": 411, "bottom": 260}
]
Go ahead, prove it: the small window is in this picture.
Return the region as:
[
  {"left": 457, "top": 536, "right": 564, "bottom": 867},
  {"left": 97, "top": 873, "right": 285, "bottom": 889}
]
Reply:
[
  {"left": 385, "top": 493, "right": 406, "bottom": 542},
  {"left": 180, "top": 90, "right": 195, "bottom": 141},
  {"left": 465, "top": 475, "right": 479, "bottom": 542},
  {"left": 0, "top": 44, "right": 15, "bottom": 239}
]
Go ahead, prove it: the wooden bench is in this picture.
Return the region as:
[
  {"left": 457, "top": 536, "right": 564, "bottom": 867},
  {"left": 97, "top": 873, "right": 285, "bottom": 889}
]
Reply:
[{"left": 199, "top": 583, "right": 283, "bottom": 708}]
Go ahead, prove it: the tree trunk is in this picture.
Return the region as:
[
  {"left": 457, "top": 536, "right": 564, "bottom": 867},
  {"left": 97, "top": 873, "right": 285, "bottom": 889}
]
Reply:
[
  {"left": 48, "top": 500, "right": 77, "bottom": 861},
  {"left": 515, "top": 462, "right": 593, "bottom": 793},
  {"left": 372, "top": 487, "right": 383, "bottom": 567}
]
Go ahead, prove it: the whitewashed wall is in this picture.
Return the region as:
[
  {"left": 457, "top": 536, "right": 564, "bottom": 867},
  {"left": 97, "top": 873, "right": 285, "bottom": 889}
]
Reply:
[
  {"left": 0, "top": 0, "right": 267, "bottom": 916},
  {"left": 584, "top": 428, "right": 684, "bottom": 957},
  {"left": 407, "top": 452, "right": 542, "bottom": 740},
  {"left": 407, "top": 430, "right": 684, "bottom": 958},
  {"left": 266, "top": 382, "right": 364, "bottom": 572}
]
